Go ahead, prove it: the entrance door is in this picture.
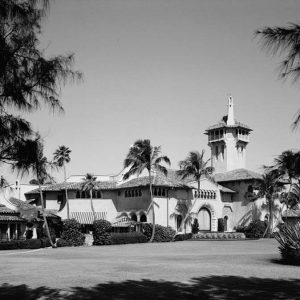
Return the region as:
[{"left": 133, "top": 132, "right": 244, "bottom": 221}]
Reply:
[{"left": 198, "top": 208, "right": 211, "bottom": 231}]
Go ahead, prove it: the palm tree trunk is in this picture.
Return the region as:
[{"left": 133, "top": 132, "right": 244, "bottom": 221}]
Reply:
[
  {"left": 149, "top": 171, "right": 156, "bottom": 243},
  {"left": 90, "top": 190, "right": 96, "bottom": 221},
  {"left": 63, "top": 164, "right": 70, "bottom": 219},
  {"left": 179, "top": 180, "right": 200, "bottom": 232},
  {"left": 38, "top": 181, "right": 56, "bottom": 248}
]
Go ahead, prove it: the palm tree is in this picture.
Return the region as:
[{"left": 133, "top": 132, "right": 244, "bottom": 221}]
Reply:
[
  {"left": 53, "top": 146, "right": 71, "bottom": 219},
  {"left": 274, "top": 150, "right": 300, "bottom": 183},
  {"left": 12, "top": 135, "right": 56, "bottom": 248},
  {"left": 170, "top": 199, "right": 195, "bottom": 233},
  {"left": 82, "top": 173, "right": 97, "bottom": 221},
  {"left": 256, "top": 23, "right": 300, "bottom": 128},
  {"left": 123, "top": 139, "right": 170, "bottom": 243},
  {"left": 176, "top": 150, "right": 213, "bottom": 232},
  {"left": 257, "top": 168, "right": 284, "bottom": 237}
]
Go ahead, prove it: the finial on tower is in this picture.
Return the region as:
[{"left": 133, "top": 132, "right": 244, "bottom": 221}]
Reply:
[{"left": 227, "top": 95, "right": 235, "bottom": 125}]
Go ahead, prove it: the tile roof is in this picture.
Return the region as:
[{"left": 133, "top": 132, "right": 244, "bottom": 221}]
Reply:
[
  {"left": 26, "top": 181, "right": 117, "bottom": 194},
  {"left": 116, "top": 169, "right": 191, "bottom": 189},
  {"left": 214, "top": 168, "right": 262, "bottom": 183},
  {"left": 0, "top": 204, "right": 17, "bottom": 214},
  {"left": 0, "top": 215, "right": 26, "bottom": 222},
  {"left": 282, "top": 210, "right": 300, "bottom": 218},
  {"left": 205, "top": 120, "right": 252, "bottom": 132},
  {"left": 8, "top": 197, "right": 36, "bottom": 210}
]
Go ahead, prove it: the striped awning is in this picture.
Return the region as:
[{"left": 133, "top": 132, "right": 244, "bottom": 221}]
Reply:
[
  {"left": 71, "top": 212, "right": 107, "bottom": 225},
  {"left": 111, "top": 216, "right": 136, "bottom": 227}
]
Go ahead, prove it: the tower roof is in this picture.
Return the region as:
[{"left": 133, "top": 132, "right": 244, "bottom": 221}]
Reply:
[{"left": 205, "top": 96, "right": 252, "bottom": 133}]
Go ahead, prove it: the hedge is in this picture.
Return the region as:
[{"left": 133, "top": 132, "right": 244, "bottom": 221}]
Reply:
[
  {"left": 236, "top": 220, "right": 266, "bottom": 238},
  {"left": 61, "top": 219, "right": 85, "bottom": 246},
  {"left": 56, "top": 238, "right": 70, "bottom": 247},
  {"left": 93, "top": 219, "right": 112, "bottom": 245},
  {"left": 142, "top": 223, "right": 176, "bottom": 242},
  {"left": 0, "top": 238, "right": 53, "bottom": 250},
  {"left": 111, "top": 232, "right": 147, "bottom": 245}
]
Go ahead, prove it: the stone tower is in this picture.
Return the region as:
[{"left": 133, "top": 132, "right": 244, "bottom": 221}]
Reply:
[{"left": 205, "top": 96, "right": 252, "bottom": 173}]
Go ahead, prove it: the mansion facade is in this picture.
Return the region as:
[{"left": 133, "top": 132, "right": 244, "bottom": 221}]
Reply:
[{"left": 0, "top": 96, "right": 280, "bottom": 237}]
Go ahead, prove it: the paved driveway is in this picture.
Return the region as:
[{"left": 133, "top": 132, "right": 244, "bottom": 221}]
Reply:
[{"left": 0, "top": 239, "right": 300, "bottom": 299}]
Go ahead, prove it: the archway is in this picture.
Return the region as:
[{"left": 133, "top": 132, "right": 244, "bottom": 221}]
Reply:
[
  {"left": 140, "top": 214, "right": 147, "bottom": 222},
  {"left": 198, "top": 208, "right": 211, "bottom": 231}
]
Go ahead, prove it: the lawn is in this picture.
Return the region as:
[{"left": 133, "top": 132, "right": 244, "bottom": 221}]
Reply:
[{"left": 1, "top": 239, "right": 300, "bottom": 299}]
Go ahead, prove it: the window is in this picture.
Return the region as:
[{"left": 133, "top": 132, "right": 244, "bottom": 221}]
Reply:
[
  {"left": 97, "top": 191, "right": 101, "bottom": 198},
  {"left": 135, "top": 190, "right": 138, "bottom": 197},
  {"left": 81, "top": 191, "right": 85, "bottom": 198},
  {"left": 92, "top": 191, "right": 96, "bottom": 198},
  {"left": 162, "top": 189, "right": 166, "bottom": 197},
  {"left": 125, "top": 191, "right": 128, "bottom": 197},
  {"left": 131, "top": 214, "right": 137, "bottom": 222},
  {"left": 76, "top": 191, "right": 80, "bottom": 198},
  {"left": 154, "top": 188, "right": 157, "bottom": 196},
  {"left": 118, "top": 191, "right": 121, "bottom": 196},
  {"left": 158, "top": 188, "right": 161, "bottom": 196},
  {"left": 140, "top": 214, "right": 147, "bottom": 222},
  {"left": 139, "top": 190, "right": 142, "bottom": 197}
]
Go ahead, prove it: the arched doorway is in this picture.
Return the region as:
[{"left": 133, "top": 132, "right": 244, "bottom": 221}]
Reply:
[{"left": 198, "top": 208, "right": 211, "bottom": 231}]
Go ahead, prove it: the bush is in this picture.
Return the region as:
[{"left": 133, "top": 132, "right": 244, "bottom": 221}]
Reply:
[
  {"left": 142, "top": 223, "right": 176, "bottom": 242},
  {"left": 174, "top": 233, "right": 192, "bottom": 241},
  {"left": 244, "top": 220, "right": 266, "bottom": 238},
  {"left": 275, "top": 221, "right": 300, "bottom": 264},
  {"left": 218, "top": 218, "right": 225, "bottom": 232},
  {"left": 0, "top": 240, "right": 19, "bottom": 250},
  {"left": 93, "top": 219, "right": 112, "bottom": 245},
  {"left": 61, "top": 219, "right": 85, "bottom": 246},
  {"left": 56, "top": 238, "right": 70, "bottom": 247},
  {"left": 191, "top": 219, "right": 199, "bottom": 234},
  {"left": 111, "top": 232, "right": 147, "bottom": 245},
  {"left": 19, "top": 239, "right": 42, "bottom": 249}
]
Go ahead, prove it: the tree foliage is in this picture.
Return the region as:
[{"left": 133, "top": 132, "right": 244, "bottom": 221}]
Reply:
[
  {"left": 123, "top": 139, "right": 170, "bottom": 242},
  {"left": 0, "top": 0, "right": 81, "bottom": 165},
  {"left": 256, "top": 23, "right": 300, "bottom": 128}
]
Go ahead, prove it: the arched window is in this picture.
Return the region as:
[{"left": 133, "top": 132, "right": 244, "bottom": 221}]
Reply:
[
  {"left": 131, "top": 214, "right": 137, "bottom": 222},
  {"left": 135, "top": 190, "right": 138, "bottom": 197},
  {"left": 162, "top": 189, "right": 166, "bottom": 197},
  {"left": 125, "top": 191, "right": 128, "bottom": 197},
  {"left": 158, "top": 188, "right": 161, "bottom": 196},
  {"left": 139, "top": 189, "right": 142, "bottom": 197},
  {"left": 154, "top": 188, "right": 157, "bottom": 196},
  {"left": 194, "top": 190, "right": 197, "bottom": 198},
  {"left": 140, "top": 214, "right": 147, "bottom": 222},
  {"left": 81, "top": 191, "right": 85, "bottom": 198},
  {"left": 224, "top": 216, "right": 228, "bottom": 232},
  {"left": 201, "top": 191, "right": 204, "bottom": 198},
  {"left": 76, "top": 191, "right": 80, "bottom": 198}
]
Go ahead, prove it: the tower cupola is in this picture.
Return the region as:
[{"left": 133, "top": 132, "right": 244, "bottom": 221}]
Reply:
[{"left": 204, "top": 96, "right": 252, "bottom": 173}]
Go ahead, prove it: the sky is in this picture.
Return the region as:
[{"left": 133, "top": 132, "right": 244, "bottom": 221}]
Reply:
[{"left": 10, "top": 0, "right": 300, "bottom": 183}]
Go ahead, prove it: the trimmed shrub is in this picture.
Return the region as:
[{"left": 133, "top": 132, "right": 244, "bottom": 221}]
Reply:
[
  {"left": 19, "top": 239, "right": 42, "bottom": 249},
  {"left": 56, "top": 238, "right": 70, "bottom": 247},
  {"left": 93, "top": 219, "right": 112, "bottom": 245},
  {"left": 61, "top": 219, "right": 85, "bottom": 246},
  {"left": 0, "top": 240, "right": 19, "bottom": 250},
  {"left": 111, "top": 232, "right": 147, "bottom": 245},
  {"left": 244, "top": 220, "right": 266, "bottom": 238},
  {"left": 142, "top": 223, "right": 176, "bottom": 242},
  {"left": 174, "top": 233, "right": 192, "bottom": 241},
  {"left": 218, "top": 218, "right": 225, "bottom": 232},
  {"left": 275, "top": 221, "right": 300, "bottom": 265},
  {"left": 191, "top": 219, "right": 199, "bottom": 234}
]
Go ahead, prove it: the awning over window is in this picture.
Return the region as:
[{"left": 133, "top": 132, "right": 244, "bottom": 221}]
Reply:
[{"left": 71, "top": 212, "right": 107, "bottom": 225}]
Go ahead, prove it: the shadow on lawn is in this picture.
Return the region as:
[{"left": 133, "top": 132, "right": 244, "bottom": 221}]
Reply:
[{"left": 1, "top": 276, "right": 300, "bottom": 300}]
